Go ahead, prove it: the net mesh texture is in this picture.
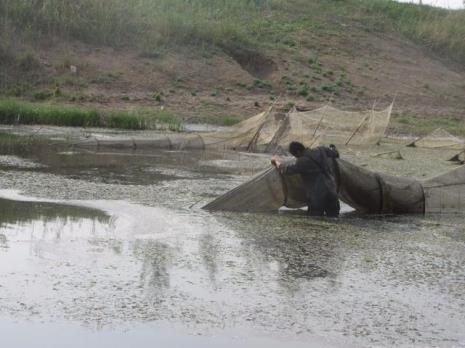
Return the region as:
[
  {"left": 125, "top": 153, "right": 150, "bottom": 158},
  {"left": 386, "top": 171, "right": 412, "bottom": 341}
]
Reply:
[
  {"left": 408, "top": 128, "right": 464, "bottom": 149},
  {"left": 75, "top": 104, "right": 393, "bottom": 152},
  {"left": 204, "top": 158, "right": 465, "bottom": 214}
]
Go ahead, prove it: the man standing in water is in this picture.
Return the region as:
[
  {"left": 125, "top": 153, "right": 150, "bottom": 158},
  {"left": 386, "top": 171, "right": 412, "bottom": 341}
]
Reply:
[{"left": 271, "top": 142, "right": 340, "bottom": 217}]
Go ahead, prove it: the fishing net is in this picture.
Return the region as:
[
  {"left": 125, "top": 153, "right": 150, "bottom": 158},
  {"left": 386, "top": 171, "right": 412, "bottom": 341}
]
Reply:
[
  {"left": 74, "top": 104, "right": 393, "bottom": 152},
  {"left": 336, "top": 159, "right": 424, "bottom": 214},
  {"left": 202, "top": 161, "right": 307, "bottom": 212},
  {"left": 449, "top": 150, "right": 465, "bottom": 163},
  {"left": 423, "top": 165, "right": 465, "bottom": 213},
  {"left": 269, "top": 104, "right": 393, "bottom": 148},
  {"left": 371, "top": 150, "right": 404, "bottom": 160},
  {"left": 204, "top": 158, "right": 465, "bottom": 214},
  {"left": 74, "top": 134, "right": 207, "bottom": 150},
  {"left": 407, "top": 128, "right": 464, "bottom": 149},
  {"left": 202, "top": 104, "right": 393, "bottom": 151}
]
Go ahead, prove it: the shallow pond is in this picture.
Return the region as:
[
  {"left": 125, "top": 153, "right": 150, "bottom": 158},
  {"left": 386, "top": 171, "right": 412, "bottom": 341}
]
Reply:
[{"left": 0, "top": 132, "right": 464, "bottom": 347}]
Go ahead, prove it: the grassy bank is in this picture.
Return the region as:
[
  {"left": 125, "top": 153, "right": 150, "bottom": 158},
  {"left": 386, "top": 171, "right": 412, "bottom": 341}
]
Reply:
[
  {"left": 359, "top": 0, "right": 465, "bottom": 66},
  {"left": 1, "top": 1, "right": 464, "bottom": 66},
  {"left": 0, "top": 99, "right": 181, "bottom": 130},
  {"left": 391, "top": 114, "right": 465, "bottom": 136}
]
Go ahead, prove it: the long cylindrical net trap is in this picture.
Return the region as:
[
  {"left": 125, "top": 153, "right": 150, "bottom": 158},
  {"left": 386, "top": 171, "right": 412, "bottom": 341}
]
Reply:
[{"left": 203, "top": 158, "right": 465, "bottom": 214}]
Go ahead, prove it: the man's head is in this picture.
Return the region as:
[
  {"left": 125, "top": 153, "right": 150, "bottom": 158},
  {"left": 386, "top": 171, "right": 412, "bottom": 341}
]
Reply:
[{"left": 289, "top": 141, "right": 305, "bottom": 158}]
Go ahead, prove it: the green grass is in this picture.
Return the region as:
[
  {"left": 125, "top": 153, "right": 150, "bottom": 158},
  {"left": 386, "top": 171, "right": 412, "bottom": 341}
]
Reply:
[
  {"left": 16, "top": 50, "right": 40, "bottom": 70},
  {"left": 0, "top": 99, "right": 181, "bottom": 130},
  {"left": 195, "top": 113, "right": 241, "bottom": 126},
  {"left": 1, "top": 1, "right": 463, "bottom": 66},
  {"left": 219, "top": 115, "right": 241, "bottom": 126},
  {"left": 391, "top": 114, "right": 465, "bottom": 136},
  {"left": 0, "top": 0, "right": 267, "bottom": 51},
  {"left": 358, "top": 0, "right": 465, "bottom": 66}
]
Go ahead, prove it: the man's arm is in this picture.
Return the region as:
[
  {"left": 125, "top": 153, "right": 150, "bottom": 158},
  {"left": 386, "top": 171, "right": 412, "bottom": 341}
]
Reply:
[
  {"left": 280, "top": 161, "right": 303, "bottom": 175},
  {"left": 271, "top": 156, "right": 304, "bottom": 175}
]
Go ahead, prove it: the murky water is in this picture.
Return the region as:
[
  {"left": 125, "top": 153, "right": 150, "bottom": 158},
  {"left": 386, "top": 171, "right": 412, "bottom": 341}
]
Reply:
[{"left": 0, "top": 131, "right": 464, "bottom": 347}]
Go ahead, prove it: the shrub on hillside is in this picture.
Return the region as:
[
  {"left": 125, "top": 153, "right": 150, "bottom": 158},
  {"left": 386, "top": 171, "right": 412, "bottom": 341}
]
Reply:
[{"left": 17, "top": 50, "right": 40, "bottom": 71}]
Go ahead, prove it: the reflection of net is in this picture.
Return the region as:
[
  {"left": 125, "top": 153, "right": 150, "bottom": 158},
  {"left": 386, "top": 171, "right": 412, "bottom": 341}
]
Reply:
[
  {"left": 408, "top": 128, "right": 464, "bottom": 149},
  {"left": 75, "top": 104, "right": 393, "bottom": 152}
]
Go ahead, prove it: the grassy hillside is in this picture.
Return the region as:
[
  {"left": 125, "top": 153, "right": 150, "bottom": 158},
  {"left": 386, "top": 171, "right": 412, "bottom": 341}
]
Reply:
[
  {"left": 1, "top": 0, "right": 464, "bottom": 64},
  {"left": 361, "top": 0, "right": 465, "bottom": 66},
  {"left": 0, "top": 0, "right": 464, "bottom": 133}
]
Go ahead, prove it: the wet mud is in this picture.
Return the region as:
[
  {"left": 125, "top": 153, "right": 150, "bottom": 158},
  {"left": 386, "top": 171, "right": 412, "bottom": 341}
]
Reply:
[{"left": 0, "top": 130, "right": 464, "bottom": 347}]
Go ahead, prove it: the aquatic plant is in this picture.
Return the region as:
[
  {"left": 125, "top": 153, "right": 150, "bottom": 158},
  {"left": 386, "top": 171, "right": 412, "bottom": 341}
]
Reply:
[{"left": 0, "top": 132, "right": 50, "bottom": 156}]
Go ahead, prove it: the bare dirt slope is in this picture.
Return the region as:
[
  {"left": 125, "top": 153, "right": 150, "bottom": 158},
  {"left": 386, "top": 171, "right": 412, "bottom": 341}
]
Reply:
[{"left": 3, "top": 22, "right": 465, "bottom": 129}]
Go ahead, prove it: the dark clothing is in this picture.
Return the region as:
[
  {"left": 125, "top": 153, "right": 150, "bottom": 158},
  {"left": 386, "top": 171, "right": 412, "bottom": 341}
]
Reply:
[
  {"left": 307, "top": 174, "right": 340, "bottom": 217},
  {"left": 282, "top": 146, "right": 340, "bottom": 217}
]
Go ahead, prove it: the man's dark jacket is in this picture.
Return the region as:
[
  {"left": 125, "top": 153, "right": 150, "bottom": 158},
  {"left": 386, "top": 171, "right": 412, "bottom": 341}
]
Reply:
[{"left": 281, "top": 146, "right": 339, "bottom": 215}]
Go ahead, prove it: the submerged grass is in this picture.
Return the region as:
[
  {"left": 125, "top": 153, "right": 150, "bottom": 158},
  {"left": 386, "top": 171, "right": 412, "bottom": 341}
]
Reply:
[
  {"left": 0, "top": 1, "right": 463, "bottom": 66},
  {"left": 0, "top": 132, "right": 50, "bottom": 156},
  {"left": 0, "top": 99, "right": 182, "bottom": 131}
]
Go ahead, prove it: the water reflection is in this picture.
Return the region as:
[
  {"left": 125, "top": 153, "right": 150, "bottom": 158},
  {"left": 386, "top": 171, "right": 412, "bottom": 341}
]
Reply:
[
  {"left": 0, "top": 198, "right": 109, "bottom": 227},
  {"left": 0, "top": 133, "right": 270, "bottom": 188},
  {"left": 0, "top": 198, "right": 111, "bottom": 247},
  {"left": 214, "top": 213, "right": 345, "bottom": 294},
  {"left": 0, "top": 138, "right": 464, "bottom": 346},
  {"left": 133, "top": 240, "right": 172, "bottom": 291},
  {"left": 0, "top": 232, "right": 8, "bottom": 249},
  {"left": 199, "top": 233, "right": 220, "bottom": 286}
]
